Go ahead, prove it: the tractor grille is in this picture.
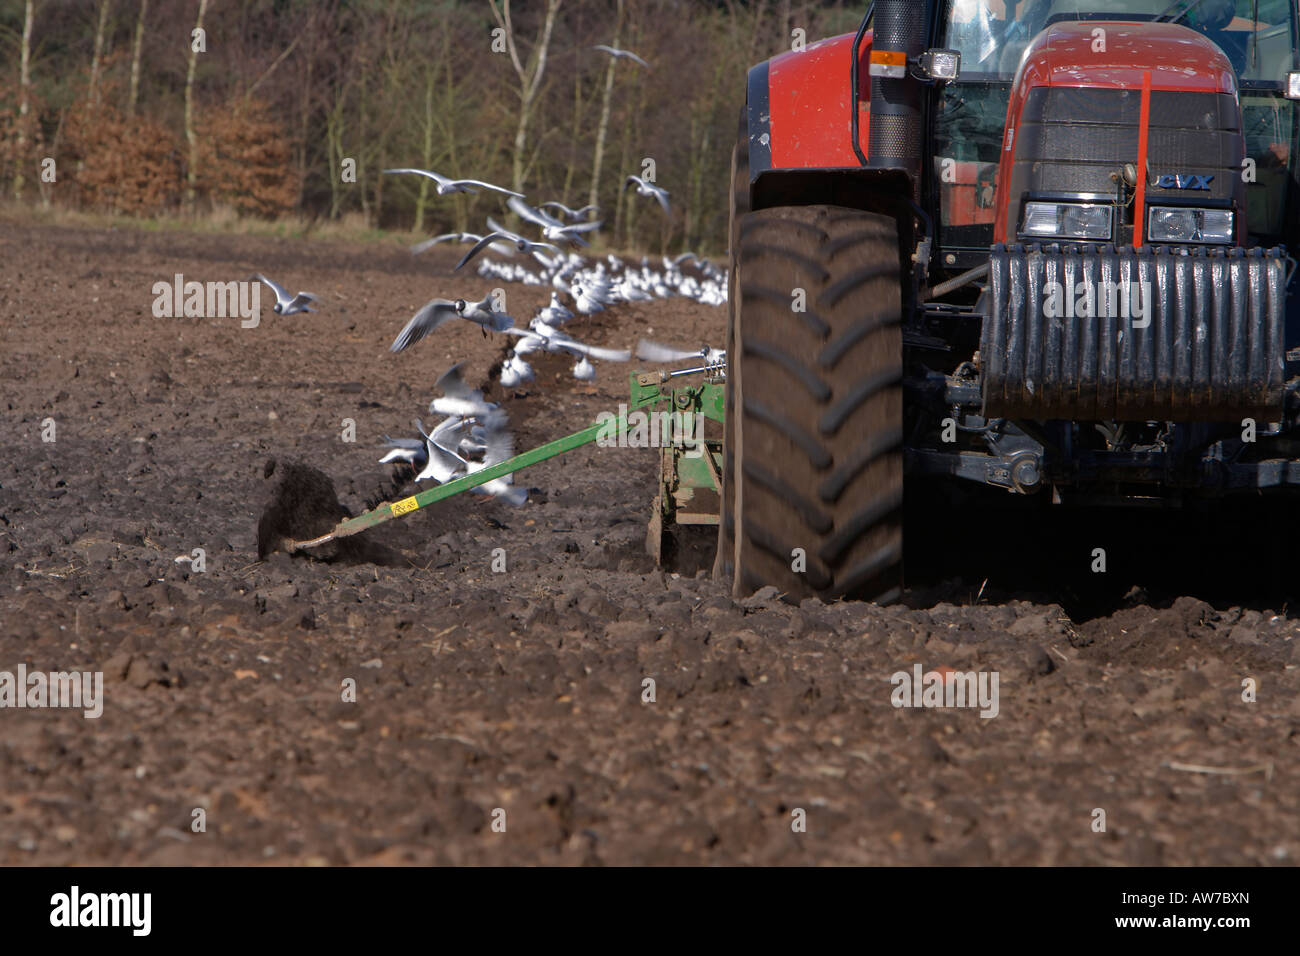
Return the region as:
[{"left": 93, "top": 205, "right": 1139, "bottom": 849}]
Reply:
[
  {"left": 1006, "top": 88, "right": 1244, "bottom": 240},
  {"left": 981, "top": 243, "right": 1287, "bottom": 422}
]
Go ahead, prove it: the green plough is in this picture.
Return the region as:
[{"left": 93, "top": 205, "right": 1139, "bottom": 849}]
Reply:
[{"left": 282, "top": 365, "right": 725, "bottom": 562}]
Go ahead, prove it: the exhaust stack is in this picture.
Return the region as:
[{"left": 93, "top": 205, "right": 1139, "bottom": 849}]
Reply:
[{"left": 867, "top": 0, "right": 926, "bottom": 186}]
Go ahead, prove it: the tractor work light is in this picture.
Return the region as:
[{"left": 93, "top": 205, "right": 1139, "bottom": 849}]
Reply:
[
  {"left": 1147, "top": 207, "right": 1234, "bottom": 244},
  {"left": 916, "top": 49, "right": 961, "bottom": 83},
  {"left": 1021, "top": 202, "right": 1113, "bottom": 241}
]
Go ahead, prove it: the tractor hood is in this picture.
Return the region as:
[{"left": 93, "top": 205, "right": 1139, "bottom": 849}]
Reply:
[
  {"left": 995, "top": 20, "right": 1246, "bottom": 245},
  {"left": 1010, "top": 20, "right": 1238, "bottom": 95}
]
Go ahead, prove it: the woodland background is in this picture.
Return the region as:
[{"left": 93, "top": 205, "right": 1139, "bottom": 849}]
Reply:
[{"left": 0, "top": 0, "right": 864, "bottom": 252}]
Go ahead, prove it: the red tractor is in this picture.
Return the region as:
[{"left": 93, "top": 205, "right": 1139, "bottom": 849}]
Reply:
[{"left": 716, "top": 0, "right": 1300, "bottom": 602}]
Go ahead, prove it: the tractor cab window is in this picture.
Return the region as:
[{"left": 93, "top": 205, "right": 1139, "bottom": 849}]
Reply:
[{"left": 933, "top": 0, "right": 1300, "bottom": 253}]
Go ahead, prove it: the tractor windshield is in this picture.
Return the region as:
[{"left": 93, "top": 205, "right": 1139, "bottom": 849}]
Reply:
[
  {"left": 933, "top": 0, "right": 1300, "bottom": 254},
  {"left": 947, "top": 0, "right": 1296, "bottom": 82}
]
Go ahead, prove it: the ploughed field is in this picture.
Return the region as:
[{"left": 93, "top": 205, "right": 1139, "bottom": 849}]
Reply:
[{"left": 1, "top": 222, "right": 1296, "bottom": 865}]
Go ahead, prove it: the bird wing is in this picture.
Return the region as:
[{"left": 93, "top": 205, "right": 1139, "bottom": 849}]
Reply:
[
  {"left": 253, "top": 273, "right": 289, "bottom": 303},
  {"left": 563, "top": 219, "right": 603, "bottom": 234},
  {"left": 390, "top": 299, "right": 458, "bottom": 353},
  {"left": 654, "top": 188, "right": 672, "bottom": 216},
  {"left": 508, "top": 195, "right": 564, "bottom": 230},
  {"left": 453, "top": 179, "right": 525, "bottom": 197},
  {"left": 436, "top": 362, "right": 486, "bottom": 405},
  {"left": 548, "top": 333, "right": 630, "bottom": 362},
  {"left": 480, "top": 416, "right": 515, "bottom": 467},
  {"left": 485, "top": 216, "right": 527, "bottom": 243},
  {"left": 429, "top": 416, "right": 471, "bottom": 457},
  {"left": 410, "top": 233, "right": 467, "bottom": 254},
  {"left": 456, "top": 233, "right": 509, "bottom": 271},
  {"left": 538, "top": 201, "right": 575, "bottom": 217},
  {"left": 636, "top": 339, "right": 700, "bottom": 362},
  {"left": 626, "top": 51, "right": 650, "bottom": 68},
  {"left": 623, "top": 176, "right": 642, "bottom": 190},
  {"left": 288, "top": 292, "right": 319, "bottom": 312},
  {"left": 573, "top": 341, "right": 632, "bottom": 362},
  {"left": 384, "top": 167, "right": 449, "bottom": 185},
  {"left": 504, "top": 328, "right": 543, "bottom": 347},
  {"left": 382, "top": 435, "right": 426, "bottom": 451}
]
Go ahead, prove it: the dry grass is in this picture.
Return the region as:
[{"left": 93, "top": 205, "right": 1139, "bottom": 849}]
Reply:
[
  {"left": 0, "top": 200, "right": 671, "bottom": 261},
  {"left": 0, "top": 199, "right": 401, "bottom": 245}
]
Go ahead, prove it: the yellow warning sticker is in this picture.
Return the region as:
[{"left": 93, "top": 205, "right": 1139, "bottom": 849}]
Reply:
[{"left": 391, "top": 496, "right": 420, "bottom": 517}]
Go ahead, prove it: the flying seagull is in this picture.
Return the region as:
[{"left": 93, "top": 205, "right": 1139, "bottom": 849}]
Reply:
[
  {"left": 592, "top": 45, "right": 650, "bottom": 68},
  {"left": 389, "top": 295, "right": 513, "bottom": 353},
  {"left": 429, "top": 363, "right": 499, "bottom": 419},
  {"left": 455, "top": 233, "right": 562, "bottom": 271},
  {"left": 409, "top": 232, "right": 515, "bottom": 256},
  {"left": 383, "top": 167, "right": 524, "bottom": 198},
  {"left": 377, "top": 435, "right": 428, "bottom": 469},
  {"left": 636, "top": 340, "right": 726, "bottom": 368},
  {"left": 539, "top": 201, "right": 600, "bottom": 221},
  {"left": 624, "top": 175, "right": 671, "bottom": 217},
  {"left": 467, "top": 409, "right": 528, "bottom": 506},
  {"left": 506, "top": 325, "right": 631, "bottom": 381},
  {"left": 252, "top": 274, "right": 319, "bottom": 315},
  {"left": 413, "top": 417, "right": 470, "bottom": 485},
  {"left": 508, "top": 196, "right": 603, "bottom": 247}
]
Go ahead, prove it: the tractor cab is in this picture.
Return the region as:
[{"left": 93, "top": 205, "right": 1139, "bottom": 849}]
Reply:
[{"left": 933, "top": 0, "right": 1300, "bottom": 269}]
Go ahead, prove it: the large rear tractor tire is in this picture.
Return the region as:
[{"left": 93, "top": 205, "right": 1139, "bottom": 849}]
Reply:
[{"left": 721, "top": 204, "right": 905, "bottom": 603}]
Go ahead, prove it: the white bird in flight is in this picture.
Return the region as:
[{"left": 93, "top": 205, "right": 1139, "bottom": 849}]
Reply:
[
  {"left": 252, "top": 274, "right": 319, "bottom": 315},
  {"left": 384, "top": 167, "right": 523, "bottom": 198},
  {"left": 592, "top": 45, "right": 650, "bottom": 68},
  {"left": 389, "top": 295, "right": 513, "bottom": 353},
  {"left": 624, "top": 175, "right": 671, "bottom": 217},
  {"left": 378, "top": 435, "right": 427, "bottom": 469},
  {"left": 508, "top": 196, "right": 603, "bottom": 247},
  {"left": 636, "top": 340, "right": 726, "bottom": 368},
  {"left": 410, "top": 232, "right": 516, "bottom": 257},
  {"left": 539, "top": 201, "right": 600, "bottom": 221},
  {"left": 428, "top": 363, "right": 499, "bottom": 419},
  {"left": 506, "top": 324, "right": 630, "bottom": 382},
  {"left": 455, "top": 232, "right": 562, "bottom": 271}
]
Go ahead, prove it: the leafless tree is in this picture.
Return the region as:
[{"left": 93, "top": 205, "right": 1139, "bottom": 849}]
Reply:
[
  {"left": 488, "top": 0, "right": 563, "bottom": 196},
  {"left": 183, "top": 0, "right": 209, "bottom": 212}
]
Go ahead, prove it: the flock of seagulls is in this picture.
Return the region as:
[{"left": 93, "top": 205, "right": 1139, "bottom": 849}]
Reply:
[
  {"left": 471, "top": 250, "right": 727, "bottom": 308},
  {"left": 378, "top": 365, "right": 527, "bottom": 506},
  {"left": 257, "top": 43, "right": 736, "bottom": 511}
]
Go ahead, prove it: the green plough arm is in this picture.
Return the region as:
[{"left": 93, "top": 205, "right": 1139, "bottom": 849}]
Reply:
[{"left": 291, "top": 373, "right": 667, "bottom": 549}]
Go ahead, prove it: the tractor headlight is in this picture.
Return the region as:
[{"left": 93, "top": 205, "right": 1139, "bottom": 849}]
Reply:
[
  {"left": 1147, "top": 207, "right": 1234, "bottom": 244},
  {"left": 1021, "top": 202, "right": 1113, "bottom": 241}
]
